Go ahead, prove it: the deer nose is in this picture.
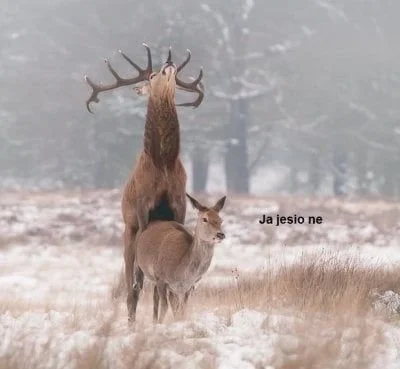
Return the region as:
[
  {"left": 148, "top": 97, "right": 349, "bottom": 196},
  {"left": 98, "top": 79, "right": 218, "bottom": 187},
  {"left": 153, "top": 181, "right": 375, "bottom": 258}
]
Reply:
[
  {"left": 216, "top": 232, "right": 225, "bottom": 240},
  {"left": 162, "top": 64, "right": 176, "bottom": 77}
]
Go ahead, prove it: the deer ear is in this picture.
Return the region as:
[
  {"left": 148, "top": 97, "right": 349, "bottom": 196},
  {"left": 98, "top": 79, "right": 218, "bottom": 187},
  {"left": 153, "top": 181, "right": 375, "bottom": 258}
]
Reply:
[
  {"left": 134, "top": 82, "right": 150, "bottom": 96},
  {"left": 213, "top": 196, "right": 226, "bottom": 212},
  {"left": 186, "top": 193, "right": 207, "bottom": 212}
]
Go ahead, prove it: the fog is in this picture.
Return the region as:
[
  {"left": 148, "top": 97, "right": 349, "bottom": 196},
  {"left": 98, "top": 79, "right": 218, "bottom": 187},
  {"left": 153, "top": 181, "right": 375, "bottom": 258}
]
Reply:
[{"left": 1, "top": 0, "right": 399, "bottom": 197}]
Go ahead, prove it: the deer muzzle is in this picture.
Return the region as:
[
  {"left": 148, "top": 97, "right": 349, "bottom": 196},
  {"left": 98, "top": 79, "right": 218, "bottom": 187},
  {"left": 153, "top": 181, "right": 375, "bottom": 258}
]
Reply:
[
  {"left": 161, "top": 64, "right": 176, "bottom": 80},
  {"left": 216, "top": 232, "right": 225, "bottom": 241}
]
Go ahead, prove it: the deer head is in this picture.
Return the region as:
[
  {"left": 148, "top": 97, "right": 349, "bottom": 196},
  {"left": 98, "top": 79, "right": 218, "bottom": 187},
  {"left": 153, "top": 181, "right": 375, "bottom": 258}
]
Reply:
[
  {"left": 84, "top": 44, "right": 204, "bottom": 113},
  {"left": 186, "top": 193, "right": 226, "bottom": 243}
]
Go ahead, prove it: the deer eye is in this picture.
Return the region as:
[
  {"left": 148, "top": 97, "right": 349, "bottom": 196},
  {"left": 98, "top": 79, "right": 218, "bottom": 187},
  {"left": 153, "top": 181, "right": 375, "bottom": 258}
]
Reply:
[
  {"left": 150, "top": 73, "right": 156, "bottom": 80},
  {"left": 202, "top": 217, "right": 208, "bottom": 223}
]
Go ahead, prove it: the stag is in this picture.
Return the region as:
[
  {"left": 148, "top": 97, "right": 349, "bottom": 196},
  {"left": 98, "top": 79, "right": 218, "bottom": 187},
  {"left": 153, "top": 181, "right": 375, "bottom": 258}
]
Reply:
[
  {"left": 135, "top": 194, "right": 226, "bottom": 323},
  {"left": 84, "top": 44, "right": 204, "bottom": 323}
]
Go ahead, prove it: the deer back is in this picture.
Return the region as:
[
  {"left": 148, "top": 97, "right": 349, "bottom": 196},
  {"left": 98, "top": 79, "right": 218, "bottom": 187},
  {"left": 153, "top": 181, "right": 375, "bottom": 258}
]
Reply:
[{"left": 136, "top": 221, "right": 193, "bottom": 282}]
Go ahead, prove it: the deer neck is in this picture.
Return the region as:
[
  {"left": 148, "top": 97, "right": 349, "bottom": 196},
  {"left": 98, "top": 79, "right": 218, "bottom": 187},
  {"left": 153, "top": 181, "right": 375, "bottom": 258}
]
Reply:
[
  {"left": 186, "top": 226, "right": 214, "bottom": 275},
  {"left": 143, "top": 95, "right": 180, "bottom": 169}
]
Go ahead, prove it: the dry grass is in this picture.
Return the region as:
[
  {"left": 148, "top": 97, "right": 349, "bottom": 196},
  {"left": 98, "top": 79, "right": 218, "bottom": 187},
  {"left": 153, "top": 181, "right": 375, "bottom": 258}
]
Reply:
[
  {"left": 111, "top": 268, "right": 126, "bottom": 300},
  {"left": 193, "top": 252, "right": 400, "bottom": 317},
  {"left": 270, "top": 316, "right": 386, "bottom": 369},
  {"left": 0, "top": 234, "right": 30, "bottom": 249},
  {"left": 1, "top": 252, "right": 398, "bottom": 369}
]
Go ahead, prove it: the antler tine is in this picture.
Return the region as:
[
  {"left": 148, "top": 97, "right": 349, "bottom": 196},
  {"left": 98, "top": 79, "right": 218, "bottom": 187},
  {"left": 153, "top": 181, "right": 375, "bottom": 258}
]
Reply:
[
  {"left": 84, "top": 44, "right": 153, "bottom": 113},
  {"left": 176, "top": 67, "right": 204, "bottom": 108},
  {"left": 118, "top": 51, "right": 143, "bottom": 72},
  {"left": 143, "top": 43, "right": 152, "bottom": 71},
  {"left": 105, "top": 58, "right": 124, "bottom": 82},
  {"left": 177, "top": 49, "right": 191, "bottom": 73},
  {"left": 167, "top": 46, "right": 172, "bottom": 64},
  {"left": 119, "top": 43, "right": 153, "bottom": 74},
  {"left": 84, "top": 75, "right": 105, "bottom": 113},
  {"left": 191, "top": 67, "right": 203, "bottom": 86},
  {"left": 85, "top": 72, "right": 127, "bottom": 113}
]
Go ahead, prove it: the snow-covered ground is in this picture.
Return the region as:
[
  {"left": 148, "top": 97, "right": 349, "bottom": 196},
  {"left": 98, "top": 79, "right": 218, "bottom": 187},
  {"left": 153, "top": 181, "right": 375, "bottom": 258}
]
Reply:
[{"left": 1, "top": 190, "right": 400, "bottom": 368}]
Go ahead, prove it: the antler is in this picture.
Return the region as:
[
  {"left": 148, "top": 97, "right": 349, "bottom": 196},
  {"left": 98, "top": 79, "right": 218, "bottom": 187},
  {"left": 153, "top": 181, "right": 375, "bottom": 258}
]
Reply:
[
  {"left": 84, "top": 43, "right": 153, "bottom": 113},
  {"left": 175, "top": 50, "right": 204, "bottom": 108}
]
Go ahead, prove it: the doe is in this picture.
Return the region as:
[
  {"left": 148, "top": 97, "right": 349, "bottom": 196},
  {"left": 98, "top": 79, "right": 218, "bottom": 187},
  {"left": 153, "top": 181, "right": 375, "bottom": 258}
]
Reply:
[{"left": 134, "top": 194, "right": 226, "bottom": 323}]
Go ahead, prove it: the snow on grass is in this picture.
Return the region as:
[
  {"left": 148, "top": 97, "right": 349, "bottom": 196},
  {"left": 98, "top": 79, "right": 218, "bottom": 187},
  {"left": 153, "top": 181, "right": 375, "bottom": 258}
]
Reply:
[
  {"left": 1, "top": 190, "right": 400, "bottom": 368},
  {"left": 1, "top": 304, "right": 396, "bottom": 369}
]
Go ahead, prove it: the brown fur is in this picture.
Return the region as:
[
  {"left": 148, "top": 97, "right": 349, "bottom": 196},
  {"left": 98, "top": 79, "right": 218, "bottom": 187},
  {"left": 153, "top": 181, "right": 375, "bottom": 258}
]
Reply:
[
  {"left": 122, "top": 64, "right": 187, "bottom": 322},
  {"left": 133, "top": 194, "right": 226, "bottom": 323}
]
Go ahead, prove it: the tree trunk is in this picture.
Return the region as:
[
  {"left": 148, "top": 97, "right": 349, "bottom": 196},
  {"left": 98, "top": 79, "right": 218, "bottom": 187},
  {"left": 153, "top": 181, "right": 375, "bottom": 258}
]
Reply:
[
  {"left": 354, "top": 146, "right": 368, "bottom": 196},
  {"left": 289, "top": 167, "right": 298, "bottom": 194},
  {"left": 332, "top": 148, "right": 347, "bottom": 196},
  {"left": 381, "top": 157, "right": 398, "bottom": 199},
  {"left": 308, "top": 152, "right": 320, "bottom": 194},
  {"left": 224, "top": 99, "right": 250, "bottom": 193},
  {"left": 191, "top": 146, "right": 209, "bottom": 193}
]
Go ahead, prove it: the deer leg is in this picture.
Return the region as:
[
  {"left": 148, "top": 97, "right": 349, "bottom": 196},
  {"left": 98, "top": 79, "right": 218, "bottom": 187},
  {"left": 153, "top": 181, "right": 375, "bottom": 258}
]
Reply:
[
  {"left": 179, "top": 289, "right": 192, "bottom": 318},
  {"left": 128, "top": 267, "right": 144, "bottom": 324},
  {"left": 176, "top": 286, "right": 194, "bottom": 319},
  {"left": 153, "top": 285, "right": 159, "bottom": 324},
  {"left": 184, "top": 289, "right": 191, "bottom": 303},
  {"left": 168, "top": 290, "right": 181, "bottom": 319},
  {"left": 136, "top": 197, "right": 150, "bottom": 233},
  {"left": 157, "top": 283, "right": 169, "bottom": 323},
  {"left": 124, "top": 224, "right": 138, "bottom": 323},
  {"left": 127, "top": 198, "right": 149, "bottom": 324}
]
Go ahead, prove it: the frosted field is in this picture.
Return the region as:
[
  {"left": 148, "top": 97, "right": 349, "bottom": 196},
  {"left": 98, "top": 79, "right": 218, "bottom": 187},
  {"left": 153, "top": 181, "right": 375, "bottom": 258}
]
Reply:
[{"left": 1, "top": 189, "right": 400, "bottom": 368}]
